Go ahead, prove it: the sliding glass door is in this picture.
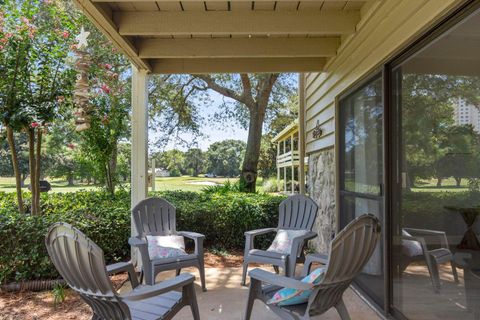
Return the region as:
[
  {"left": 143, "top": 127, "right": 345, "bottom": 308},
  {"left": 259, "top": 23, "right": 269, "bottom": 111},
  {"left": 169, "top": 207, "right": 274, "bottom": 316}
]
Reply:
[
  {"left": 338, "top": 74, "right": 385, "bottom": 307},
  {"left": 390, "top": 6, "right": 480, "bottom": 320}
]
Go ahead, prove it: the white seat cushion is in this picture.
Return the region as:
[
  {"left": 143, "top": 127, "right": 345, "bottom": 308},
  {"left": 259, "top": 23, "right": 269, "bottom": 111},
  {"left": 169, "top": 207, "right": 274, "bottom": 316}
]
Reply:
[
  {"left": 401, "top": 230, "right": 423, "bottom": 257},
  {"left": 146, "top": 235, "right": 188, "bottom": 259}
]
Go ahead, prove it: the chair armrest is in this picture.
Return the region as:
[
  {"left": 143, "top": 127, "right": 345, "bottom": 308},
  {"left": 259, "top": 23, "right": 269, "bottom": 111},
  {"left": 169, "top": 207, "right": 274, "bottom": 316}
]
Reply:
[
  {"left": 120, "top": 273, "right": 195, "bottom": 301},
  {"left": 404, "top": 228, "right": 449, "bottom": 249},
  {"left": 178, "top": 231, "right": 205, "bottom": 240},
  {"left": 245, "top": 228, "right": 277, "bottom": 237},
  {"left": 303, "top": 253, "right": 328, "bottom": 275},
  {"left": 244, "top": 228, "right": 277, "bottom": 254},
  {"left": 106, "top": 261, "right": 139, "bottom": 288},
  {"left": 178, "top": 231, "right": 205, "bottom": 256},
  {"left": 128, "top": 237, "right": 147, "bottom": 247},
  {"left": 249, "top": 268, "right": 313, "bottom": 290},
  {"left": 128, "top": 237, "right": 150, "bottom": 268}
]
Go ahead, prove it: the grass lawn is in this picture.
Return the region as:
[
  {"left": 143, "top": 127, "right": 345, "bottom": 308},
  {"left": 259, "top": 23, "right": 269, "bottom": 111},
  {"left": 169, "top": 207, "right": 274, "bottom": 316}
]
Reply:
[
  {"left": 411, "top": 177, "right": 470, "bottom": 193},
  {"left": 0, "top": 175, "right": 264, "bottom": 193}
]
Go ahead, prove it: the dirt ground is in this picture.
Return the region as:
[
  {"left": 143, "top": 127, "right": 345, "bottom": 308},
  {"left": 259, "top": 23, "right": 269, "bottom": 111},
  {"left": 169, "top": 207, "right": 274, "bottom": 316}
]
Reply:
[{"left": 0, "top": 251, "right": 247, "bottom": 320}]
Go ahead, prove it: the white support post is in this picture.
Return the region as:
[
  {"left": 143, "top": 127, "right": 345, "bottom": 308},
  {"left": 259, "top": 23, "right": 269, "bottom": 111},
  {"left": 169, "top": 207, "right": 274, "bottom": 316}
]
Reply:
[
  {"left": 277, "top": 141, "right": 280, "bottom": 191},
  {"left": 291, "top": 133, "right": 295, "bottom": 194},
  {"left": 131, "top": 65, "right": 149, "bottom": 234},
  {"left": 298, "top": 73, "right": 306, "bottom": 195}
]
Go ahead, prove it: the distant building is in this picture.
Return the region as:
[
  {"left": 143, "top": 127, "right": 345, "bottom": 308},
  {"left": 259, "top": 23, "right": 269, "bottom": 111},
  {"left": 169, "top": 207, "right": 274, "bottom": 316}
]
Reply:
[
  {"left": 454, "top": 98, "right": 480, "bottom": 132},
  {"left": 155, "top": 168, "right": 170, "bottom": 177}
]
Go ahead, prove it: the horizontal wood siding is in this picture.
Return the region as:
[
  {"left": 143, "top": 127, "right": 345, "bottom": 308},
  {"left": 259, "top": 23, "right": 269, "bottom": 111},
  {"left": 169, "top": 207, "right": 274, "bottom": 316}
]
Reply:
[{"left": 305, "top": 0, "right": 463, "bottom": 154}]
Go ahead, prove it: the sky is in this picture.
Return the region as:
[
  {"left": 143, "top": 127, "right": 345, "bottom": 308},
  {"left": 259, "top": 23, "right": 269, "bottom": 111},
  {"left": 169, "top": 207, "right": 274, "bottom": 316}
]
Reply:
[{"left": 149, "top": 91, "right": 249, "bottom": 152}]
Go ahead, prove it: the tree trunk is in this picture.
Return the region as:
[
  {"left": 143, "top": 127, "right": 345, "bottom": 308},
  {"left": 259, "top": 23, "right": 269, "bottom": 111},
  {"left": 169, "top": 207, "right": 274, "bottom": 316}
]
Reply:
[
  {"left": 241, "top": 107, "right": 265, "bottom": 192},
  {"left": 106, "top": 143, "right": 118, "bottom": 194},
  {"left": 67, "top": 174, "right": 74, "bottom": 186},
  {"left": 6, "top": 126, "right": 24, "bottom": 213},
  {"left": 436, "top": 178, "right": 442, "bottom": 187},
  {"left": 28, "top": 129, "right": 37, "bottom": 215},
  {"left": 455, "top": 177, "right": 462, "bottom": 187},
  {"left": 35, "top": 129, "right": 42, "bottom": 214}
]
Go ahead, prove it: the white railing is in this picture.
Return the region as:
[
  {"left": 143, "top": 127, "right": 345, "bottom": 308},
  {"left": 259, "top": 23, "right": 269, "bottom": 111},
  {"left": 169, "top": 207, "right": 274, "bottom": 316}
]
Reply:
[{"left": 277, "top": 150, "right": 300, "bottom": 167}]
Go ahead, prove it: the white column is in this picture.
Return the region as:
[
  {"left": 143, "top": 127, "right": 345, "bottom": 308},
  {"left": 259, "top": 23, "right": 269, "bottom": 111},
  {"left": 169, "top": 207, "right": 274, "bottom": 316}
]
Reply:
[
  {"left": 298, "top": 73, "right": 306, "bottom": 195},
  {"left": 291, "top": 134, "right": 295, "bottom": 194},
  {"left": 131, "top": 65, "right": 149, "bottom": 227}
]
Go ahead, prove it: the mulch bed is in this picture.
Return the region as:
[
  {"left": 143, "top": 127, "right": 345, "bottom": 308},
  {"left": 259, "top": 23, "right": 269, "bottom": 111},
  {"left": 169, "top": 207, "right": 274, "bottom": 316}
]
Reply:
[{"left": 0, "top": 251, "right": 246, "bottom": 320}]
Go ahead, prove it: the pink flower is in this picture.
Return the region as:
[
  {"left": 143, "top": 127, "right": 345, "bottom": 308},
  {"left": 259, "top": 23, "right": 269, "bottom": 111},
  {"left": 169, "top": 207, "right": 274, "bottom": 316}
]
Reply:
[
  {"left": 43, "top": 0, "right": 53, "bottom": 4},
  {"left": 30, "top": 122, "right": 40, "bottom": 128},
  {"left": 5, "top": 33, "right": 13, "bottom": 39},
  {"left": 66, "top": 143, "right": 75, "bottom": 150},
  {"left": 104, "top": 63, "right": 113, "bottom": 70},
  {"left": 0, "top": 45, "right": 4, "bottom": 51},
  {"left": 21, "top": 17, "right": 30, "bottom": 25},
  {"left": 100, "top": 83, "right": 110, "bottom": 94},
  {"left": 62, "top": 31, "right": 69, "bottom": 39}
]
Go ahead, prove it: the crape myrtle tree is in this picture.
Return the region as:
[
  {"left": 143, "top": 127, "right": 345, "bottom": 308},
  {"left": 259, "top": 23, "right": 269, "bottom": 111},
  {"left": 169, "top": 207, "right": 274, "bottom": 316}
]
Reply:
[
  {"left": 193, "top": 74, "right": 296, "bottom": 192},
  {"left": 0, "top": 0, "right": 76, "bottom": 213}
]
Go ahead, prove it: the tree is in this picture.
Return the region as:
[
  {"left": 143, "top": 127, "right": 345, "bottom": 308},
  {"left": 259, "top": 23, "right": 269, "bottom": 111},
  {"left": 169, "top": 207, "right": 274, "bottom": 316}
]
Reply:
[
  {"left": 193, "top": 74, "right": 296, "bottom": 192},
  {"left": 0, "top": 0, "right": 76, "bottom": 213},
  {"left": 155, "top": 149, "right": 186, "bottom": 177},
  {"left": 206, "top": 140, "right": 246, "bottom": 177},
  {"left": 184, "top": 148, "right": 204, "bottom": 177},
  {"left": 75, "top": 18, "right": 131, "bottom": 194},
  {"left": 401, "top": 74, "right": 480, "bottom": 187},
  {"left": 435, "top": 125, "right": 480, "bottom": 186}
]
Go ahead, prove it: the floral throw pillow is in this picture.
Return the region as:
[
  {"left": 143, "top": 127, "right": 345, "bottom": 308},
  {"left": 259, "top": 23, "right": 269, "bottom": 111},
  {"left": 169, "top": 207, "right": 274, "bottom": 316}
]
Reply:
[
  {"left": 267, "top": 229, "right": 309, "bottom": 254},
  {"left": 146, "top": 235, "right": 188, "bottom": 259},
  {"left": 267, "top": 267, "right": 326, "bottom": 306}
]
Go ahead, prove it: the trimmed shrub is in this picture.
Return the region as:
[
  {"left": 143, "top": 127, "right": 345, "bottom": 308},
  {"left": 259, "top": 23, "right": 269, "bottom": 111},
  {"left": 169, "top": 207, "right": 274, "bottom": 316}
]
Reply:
[{"left": 0, "top": 190, "right": 285, "bottom": 283}]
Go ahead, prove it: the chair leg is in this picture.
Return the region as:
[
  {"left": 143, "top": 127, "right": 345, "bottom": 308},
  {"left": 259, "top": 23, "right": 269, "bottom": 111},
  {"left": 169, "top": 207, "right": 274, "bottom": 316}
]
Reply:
[
  {"left": 243, "top": 278, "right": 261, "bottom": 320},
  {"left": 451, "top": 261, "right": 459, "bottom": 284},
  {"left": 241, "top": 262, "right": 249, "bottom": 286},
  {"left": 176, "top": 268, "right": 181, "bottom": 276},
  {"left": 287, "top": 257, "right": 297, "bottom": 278},
  {"left": 186, "top": 282, "right": 200, "bottom": 320},
  {"left": 424, "top": 254, "right": 440, "bottom": 293},
  {"left": 335, "top": 298, "right": 351, "bottom": 320},
  {"left": 198, "top": 263, "right": 207, "bottom": 292}
]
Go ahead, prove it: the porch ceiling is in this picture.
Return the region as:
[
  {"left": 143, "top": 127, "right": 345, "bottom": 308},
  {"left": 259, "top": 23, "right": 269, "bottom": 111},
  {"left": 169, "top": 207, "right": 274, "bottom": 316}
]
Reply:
[{"left": 74, "top": 0, "right": 367, "bottom": 73}]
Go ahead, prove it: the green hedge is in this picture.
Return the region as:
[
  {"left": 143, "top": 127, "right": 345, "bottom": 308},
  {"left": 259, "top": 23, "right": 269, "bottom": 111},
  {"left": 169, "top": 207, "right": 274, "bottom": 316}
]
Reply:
[{"left": 0, "top": 190, "right": 285, "bottom": 283}]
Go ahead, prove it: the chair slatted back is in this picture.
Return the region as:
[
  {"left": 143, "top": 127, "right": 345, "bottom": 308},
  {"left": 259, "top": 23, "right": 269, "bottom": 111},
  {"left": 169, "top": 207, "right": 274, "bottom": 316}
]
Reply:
[
  {"left": 45, "top": 223, "right": 131, "bottom": 320},
  {"left": 132, "top": 197, "right": 177, "bottom": 236},
  {"left": 321, "top": 214, "right": 381, "bottom": 285},
  {"left": 277, "top": 195, "right": 318, "bottom": 231}
]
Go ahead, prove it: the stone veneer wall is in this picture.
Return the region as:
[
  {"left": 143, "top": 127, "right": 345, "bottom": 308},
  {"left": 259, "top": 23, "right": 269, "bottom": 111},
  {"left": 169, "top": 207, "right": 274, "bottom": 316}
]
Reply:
[{"left": 308, "top": 147, "right": 336, "bottom": 254}]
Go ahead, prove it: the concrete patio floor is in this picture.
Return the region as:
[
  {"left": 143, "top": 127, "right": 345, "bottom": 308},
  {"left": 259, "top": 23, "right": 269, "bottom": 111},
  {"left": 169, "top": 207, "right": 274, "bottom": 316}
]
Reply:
[{"left": 131, "top": 266, "right": 382, "bottom": 320}]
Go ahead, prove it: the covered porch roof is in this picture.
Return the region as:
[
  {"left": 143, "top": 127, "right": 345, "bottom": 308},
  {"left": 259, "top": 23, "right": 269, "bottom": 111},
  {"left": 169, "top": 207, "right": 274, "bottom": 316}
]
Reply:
[{"left": 73, "top": 0, "right": 367, "bottom": 73}]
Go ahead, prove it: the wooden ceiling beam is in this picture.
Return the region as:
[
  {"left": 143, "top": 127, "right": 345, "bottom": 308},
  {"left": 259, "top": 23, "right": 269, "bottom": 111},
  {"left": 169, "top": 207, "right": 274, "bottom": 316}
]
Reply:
[
  {"left": 150, "top": 57, "right": 326, "bottom": 74},
  {"left": 92, "top": 0, "right": 364, "bottom": 3},
  {"left": 115, "top": 10, "right": 360, "bottom": 36},
  {"left": 138, "top": 37, "right": 340, "bottom": 58}
]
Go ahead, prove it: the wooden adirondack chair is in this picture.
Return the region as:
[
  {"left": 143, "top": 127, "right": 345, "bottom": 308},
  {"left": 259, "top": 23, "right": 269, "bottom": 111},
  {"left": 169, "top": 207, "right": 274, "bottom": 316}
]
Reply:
[
  {"left": 129, "top": 197, "right": 207, "bottom": 291},
  {"left": 242, "top": 194, "right": 319, "bottom": 286},
  {"left": 243, "top": 214, "right": 381, "bottom": 320},
  {"left": 45, "top": 222, "right": 200, "bottom": 320}
]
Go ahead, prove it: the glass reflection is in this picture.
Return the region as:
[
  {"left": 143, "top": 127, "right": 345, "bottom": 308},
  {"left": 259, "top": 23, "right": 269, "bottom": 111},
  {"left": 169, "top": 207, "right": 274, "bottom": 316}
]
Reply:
[{"left": 391, "top": 8, "right": 480, "bottom": 320}]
